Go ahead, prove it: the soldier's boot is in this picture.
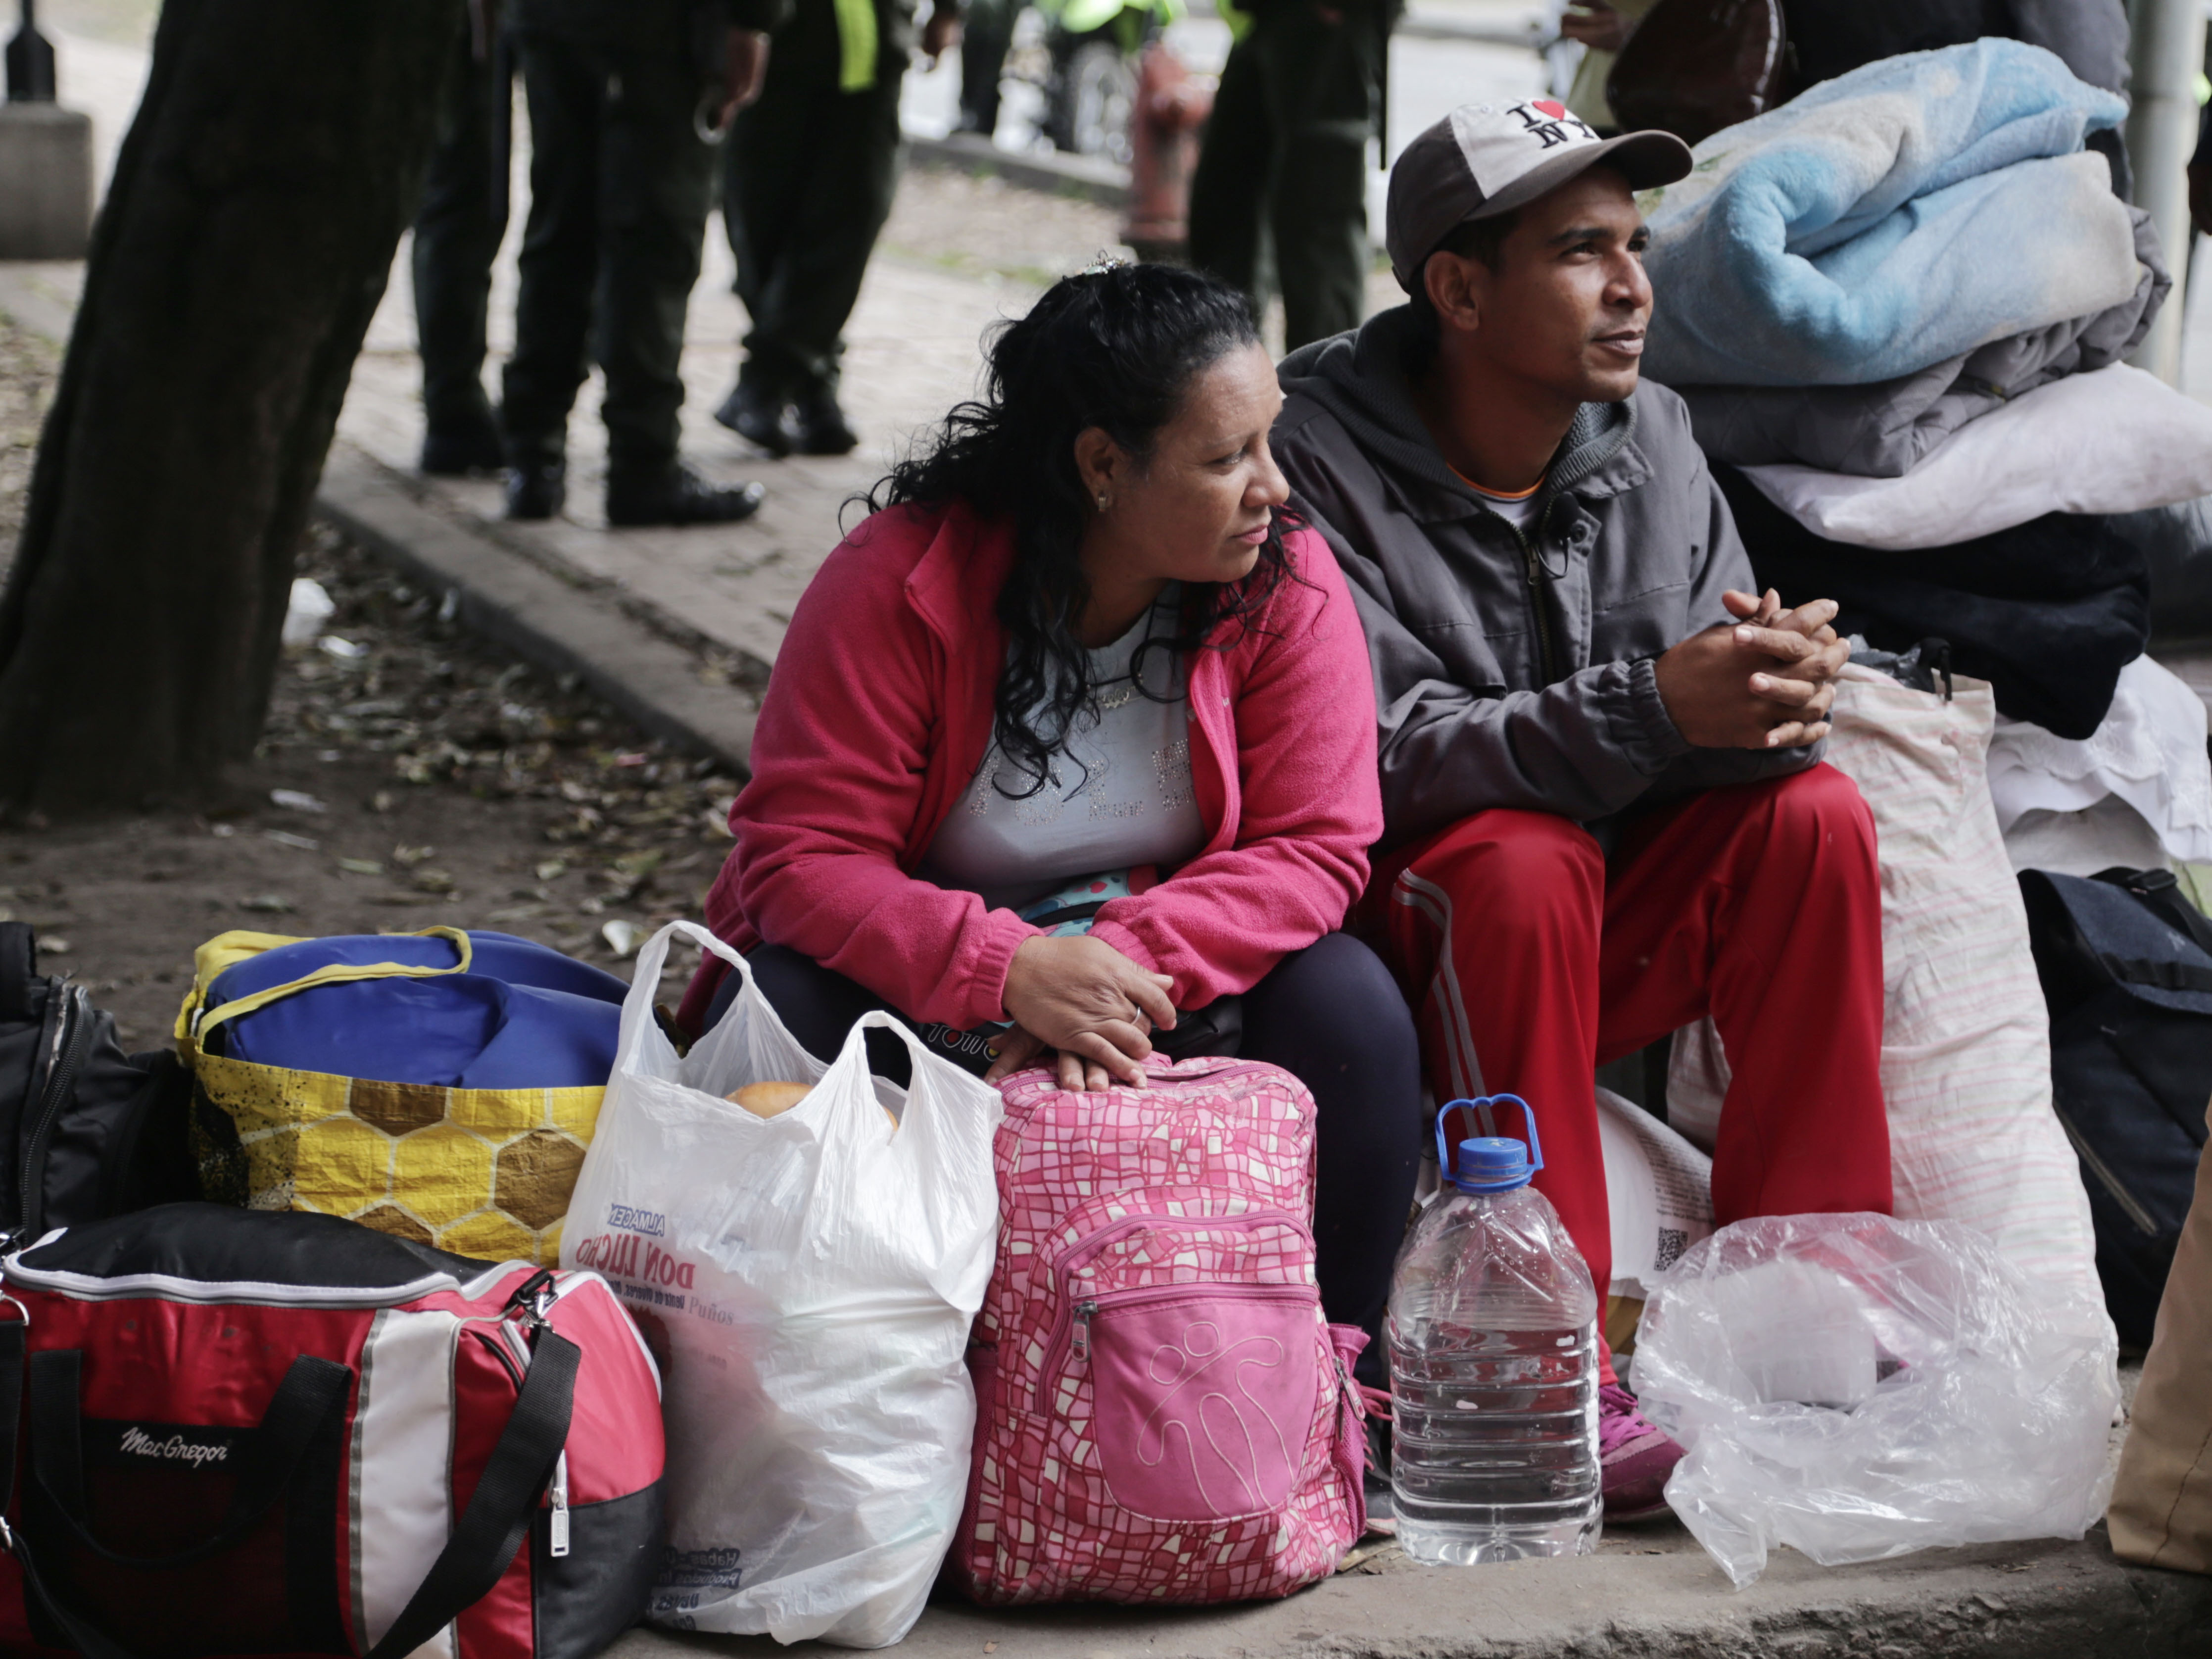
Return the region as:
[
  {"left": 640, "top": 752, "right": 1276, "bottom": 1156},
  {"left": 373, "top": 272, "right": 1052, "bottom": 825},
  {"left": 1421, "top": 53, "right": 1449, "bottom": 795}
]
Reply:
[
  {"left": 714, "top": 372, "right": 795, "bottom": 459},
  {"left": 422, "top": 410, "right": 506, "bottom": 477},
  {"left": 791, "top": 386, "right": 859, "bottom": 457},
  {"left": 606, "top": 460, "right": 767, "bottom": 527},
  {"left": 505, "top": 458, "right": 568, "bottom": 521}
]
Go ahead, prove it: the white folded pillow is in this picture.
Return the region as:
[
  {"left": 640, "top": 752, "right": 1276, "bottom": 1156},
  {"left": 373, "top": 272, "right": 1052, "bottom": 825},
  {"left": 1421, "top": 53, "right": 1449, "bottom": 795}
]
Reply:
[{"left": 1736, "top": 364, "right": 2212, "bottom": 549}]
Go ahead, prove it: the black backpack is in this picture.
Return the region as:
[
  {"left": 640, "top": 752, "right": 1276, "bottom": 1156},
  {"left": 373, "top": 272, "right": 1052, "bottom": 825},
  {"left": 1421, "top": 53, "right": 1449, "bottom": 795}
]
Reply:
[
  {"left": 2019, "top": 866, "right": 2212, "bottom": 1348},
  {"left": 0, "top": 923, "right": 195, "bottom": 1244}
]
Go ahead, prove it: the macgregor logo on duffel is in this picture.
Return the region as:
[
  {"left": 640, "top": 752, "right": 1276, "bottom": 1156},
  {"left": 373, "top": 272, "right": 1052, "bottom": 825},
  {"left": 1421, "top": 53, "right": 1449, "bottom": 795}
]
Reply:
[{"left": 119, "top": 1427, "right": 230, "bottom": 1467}]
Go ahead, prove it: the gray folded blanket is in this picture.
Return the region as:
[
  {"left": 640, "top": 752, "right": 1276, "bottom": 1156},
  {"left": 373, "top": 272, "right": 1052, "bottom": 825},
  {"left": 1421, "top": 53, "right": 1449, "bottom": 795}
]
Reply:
[{"left": 1674, "top": 208, "right": 2169, "bottom": 479}]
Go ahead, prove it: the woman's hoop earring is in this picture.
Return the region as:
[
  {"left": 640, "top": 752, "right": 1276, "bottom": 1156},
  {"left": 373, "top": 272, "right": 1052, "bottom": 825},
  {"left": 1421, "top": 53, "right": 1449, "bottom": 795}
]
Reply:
[{"left": 1096, "top": 492, "right": 1110, "bottom": 511}]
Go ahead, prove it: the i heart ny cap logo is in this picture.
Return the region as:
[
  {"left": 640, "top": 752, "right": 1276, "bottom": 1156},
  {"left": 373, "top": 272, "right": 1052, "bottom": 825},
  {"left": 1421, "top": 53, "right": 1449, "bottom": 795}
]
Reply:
[{"left": 1383, "top": 98, "right": 1693, "bottom": 289}]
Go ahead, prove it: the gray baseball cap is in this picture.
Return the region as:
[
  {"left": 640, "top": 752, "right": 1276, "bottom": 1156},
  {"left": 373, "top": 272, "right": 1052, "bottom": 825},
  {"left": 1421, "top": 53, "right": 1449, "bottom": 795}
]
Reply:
[{"left": 1385, "top": 99, "right": 1693, "bottom": 291}]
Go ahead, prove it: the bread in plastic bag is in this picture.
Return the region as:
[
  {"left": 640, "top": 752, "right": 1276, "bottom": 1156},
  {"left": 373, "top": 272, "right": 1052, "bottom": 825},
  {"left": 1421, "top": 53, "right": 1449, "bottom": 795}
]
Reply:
[
  {"left": 562, "top": 922, "right": 1004, "bottom": 1647},
  {"left": 1634, "top": 1211, "right": 2118, "bottom": 1587}
]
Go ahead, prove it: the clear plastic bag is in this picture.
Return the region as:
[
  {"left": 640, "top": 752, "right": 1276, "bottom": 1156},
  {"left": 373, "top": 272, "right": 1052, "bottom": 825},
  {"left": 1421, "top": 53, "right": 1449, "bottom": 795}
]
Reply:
[{"left": 1634, "top": 1212, "right": 2118, "bottom": 1587}]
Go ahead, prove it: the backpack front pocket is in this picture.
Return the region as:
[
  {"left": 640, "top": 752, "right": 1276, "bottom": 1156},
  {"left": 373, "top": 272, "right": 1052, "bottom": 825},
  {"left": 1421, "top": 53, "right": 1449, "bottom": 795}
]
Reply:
[{"left": 1084, "top": 1284, "right": 1322, "bottom": 1523}]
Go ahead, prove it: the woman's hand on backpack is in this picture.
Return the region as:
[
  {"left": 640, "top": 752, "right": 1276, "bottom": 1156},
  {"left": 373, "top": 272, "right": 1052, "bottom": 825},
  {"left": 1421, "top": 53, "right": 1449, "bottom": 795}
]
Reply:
[
  {"left": 995, "top": 934, "right": 1177, "bottom": 1088},
  {"left": 985, "top": 1025, "right": 1138, "bottom": 1093}
]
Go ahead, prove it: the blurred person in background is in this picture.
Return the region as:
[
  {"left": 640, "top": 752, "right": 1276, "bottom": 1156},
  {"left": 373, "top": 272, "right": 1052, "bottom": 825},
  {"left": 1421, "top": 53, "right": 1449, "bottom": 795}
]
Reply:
[
  {"left": 1554, "top": 0, "right": 1656, "bottom": 135},
  {"left": 958, "top": 0, "right": 1019, "bottom": 136},
  {"left": 414, "top": 0, "right": 513, "bottom": 477},
  {"left": 1186, "top": 0, "right": 1396, "bottom": 353},
  {"left": 499, "top": 0, "right": 774, "bottom": 526},
  {"left": 714, "top": 0, "right": 963, "bottom": 457}
]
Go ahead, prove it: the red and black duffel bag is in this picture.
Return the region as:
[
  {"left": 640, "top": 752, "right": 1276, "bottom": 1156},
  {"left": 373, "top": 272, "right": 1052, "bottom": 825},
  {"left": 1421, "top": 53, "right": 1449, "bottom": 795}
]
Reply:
[{"left": 0, "top": 1203, "right": 665, "bottom": 1658}]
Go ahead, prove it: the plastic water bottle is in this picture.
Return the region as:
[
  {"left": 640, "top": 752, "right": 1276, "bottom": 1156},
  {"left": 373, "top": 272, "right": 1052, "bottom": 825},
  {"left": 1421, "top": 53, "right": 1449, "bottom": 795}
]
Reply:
[{"left": 1389, "top": 1096, "right": 1601, "bottom": 1564}]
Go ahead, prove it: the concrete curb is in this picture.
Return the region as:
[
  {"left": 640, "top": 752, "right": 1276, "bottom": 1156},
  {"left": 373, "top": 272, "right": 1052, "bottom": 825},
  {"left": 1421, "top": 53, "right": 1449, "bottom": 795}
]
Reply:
[
  {"left": 908, "top": 132, "right": 1129, "bottom": 208},
  {"left": 614, "top": 1530, "right": 2212, "bottom": 1659},
  {"left": 313, "top": 446, "right": 756, "bottom": 775}
]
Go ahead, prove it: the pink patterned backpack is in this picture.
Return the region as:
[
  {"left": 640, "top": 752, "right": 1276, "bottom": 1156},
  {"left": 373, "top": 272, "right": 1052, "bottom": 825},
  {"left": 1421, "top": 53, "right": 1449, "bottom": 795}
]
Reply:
[{"left": 951, "top": 1054, "right": 1370, "bottom": 1605}]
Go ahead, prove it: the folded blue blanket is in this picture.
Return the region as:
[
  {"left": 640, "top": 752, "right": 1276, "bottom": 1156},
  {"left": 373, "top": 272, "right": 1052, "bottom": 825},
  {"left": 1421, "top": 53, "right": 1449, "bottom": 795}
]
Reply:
[
  {"left": 1641, "top": 41, "right": 2137, "bottom": 388},
  {"left": 207, "top": 930, "right": 627, "bottom": 1089}
]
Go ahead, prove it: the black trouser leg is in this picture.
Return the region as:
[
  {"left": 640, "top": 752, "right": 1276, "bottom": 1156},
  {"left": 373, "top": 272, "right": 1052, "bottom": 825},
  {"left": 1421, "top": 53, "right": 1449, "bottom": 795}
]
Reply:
[
  {"left": 1240, "top": 930, "right": 1423, "bottom": 1385},
  {"left": 1257, "top": 3, "right": 1380, "bottom": 350},
  {"left": 1190, "top": 1, "right": 1379, "bottom": 349},
  {"left": 959, "top": 0, "right": 1018, "bottom": 133},
  {"left": 413, "top": 25, "right": 509, "bottom": 435},
  {"left": 593, "top": 33, "right": 717, "bottom": 470},
  {"left": 725, "top": 7, "right": 905, "bottom": 400},
  {"left": 501, "top": 28, "right": 604, "bottom": 465},
  {"left": 1186, "top": 28, "right": 1273, "bottom": 321}
]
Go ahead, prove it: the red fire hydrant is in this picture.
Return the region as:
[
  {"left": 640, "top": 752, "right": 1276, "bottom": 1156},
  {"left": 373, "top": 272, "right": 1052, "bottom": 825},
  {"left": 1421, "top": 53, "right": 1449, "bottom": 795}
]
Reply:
[{"left": 1122, "top": 40, "right": 1214, "bottom": 263}]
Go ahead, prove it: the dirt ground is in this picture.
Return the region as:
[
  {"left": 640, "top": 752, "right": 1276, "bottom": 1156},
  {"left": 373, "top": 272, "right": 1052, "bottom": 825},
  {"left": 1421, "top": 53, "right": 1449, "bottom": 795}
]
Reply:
[{"left": 0, "top": 317, "right": 755, "bottom": 1049}]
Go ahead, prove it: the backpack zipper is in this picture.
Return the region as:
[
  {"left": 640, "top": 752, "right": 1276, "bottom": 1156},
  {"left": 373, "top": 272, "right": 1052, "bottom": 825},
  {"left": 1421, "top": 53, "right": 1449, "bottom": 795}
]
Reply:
[
  {"left": 19, "top": 986, "right": 87, "bottom": 1237},
  {"left": 2050, "top": 1096, "right": 2162, "bottom": 1237},
  {"left": 1031, "top": 1208, "right": 1314, "bottom": 1412}
]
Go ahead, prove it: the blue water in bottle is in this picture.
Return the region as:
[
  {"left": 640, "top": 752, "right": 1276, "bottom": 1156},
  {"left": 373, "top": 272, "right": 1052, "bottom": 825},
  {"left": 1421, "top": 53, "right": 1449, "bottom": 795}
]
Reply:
[{"left": 1388, "top": 1097, "right": 1601, "bottom": 1564}]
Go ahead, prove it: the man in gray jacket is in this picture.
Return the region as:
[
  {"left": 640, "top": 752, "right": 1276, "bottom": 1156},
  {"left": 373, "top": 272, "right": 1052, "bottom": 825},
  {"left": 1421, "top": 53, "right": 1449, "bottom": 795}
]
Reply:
[{"left": 1272, "top": 102, "right": 1894, "bottom": 1520}]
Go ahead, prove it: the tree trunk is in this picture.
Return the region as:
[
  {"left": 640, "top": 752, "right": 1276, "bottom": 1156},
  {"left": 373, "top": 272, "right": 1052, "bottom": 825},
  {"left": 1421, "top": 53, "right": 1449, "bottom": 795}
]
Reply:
[{"left": 0, "top": 0, "right": 463, "bottom": 814}]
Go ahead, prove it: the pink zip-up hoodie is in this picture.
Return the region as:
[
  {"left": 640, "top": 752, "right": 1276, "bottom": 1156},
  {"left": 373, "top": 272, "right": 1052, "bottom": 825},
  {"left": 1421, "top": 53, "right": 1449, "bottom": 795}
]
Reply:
[{"left": 678, "top": 498, "right": 1383, "bottom": 1035}]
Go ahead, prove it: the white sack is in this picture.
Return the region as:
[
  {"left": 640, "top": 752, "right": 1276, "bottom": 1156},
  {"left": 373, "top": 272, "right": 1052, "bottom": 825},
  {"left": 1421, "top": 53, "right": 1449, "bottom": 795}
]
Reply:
[
  {"left": 1988, "top": 654, "right": 2212, "bottom": 866},
  {"left": 1669, "top": 667, "right": 2101, "bottom": 1303},
  {"left": 563, "top": 922, "right": 1004, "bottom": 1649},
  {"left": 1637, "top": 1213, "right": 2119, "bottom": 1587},
  {"left": 1738, "top": 364, "right": 2212, "bottom": 548}
]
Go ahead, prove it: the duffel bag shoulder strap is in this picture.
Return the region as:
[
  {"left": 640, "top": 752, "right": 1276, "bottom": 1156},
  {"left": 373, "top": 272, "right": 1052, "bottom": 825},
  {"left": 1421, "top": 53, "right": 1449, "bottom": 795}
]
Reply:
[
  {"left": 364, "top": 1327, "right": 579, "bottom": 1659},
  {"left": 0, "top": 1313, "right": 579, "bottom": 1659}
]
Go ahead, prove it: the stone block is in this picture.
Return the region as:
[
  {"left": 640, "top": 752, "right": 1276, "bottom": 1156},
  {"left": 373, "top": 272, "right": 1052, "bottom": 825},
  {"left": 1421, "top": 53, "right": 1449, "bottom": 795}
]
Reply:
[{"left": 0, "top": 102, "right": 92, "bottom": 259}]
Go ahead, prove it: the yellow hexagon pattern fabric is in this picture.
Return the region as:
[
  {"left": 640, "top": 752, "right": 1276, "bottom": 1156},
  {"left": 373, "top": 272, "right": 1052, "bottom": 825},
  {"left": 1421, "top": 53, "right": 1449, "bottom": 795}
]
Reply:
[{"left": 192, "top": 1049, "right": 600, "bottom": 1265}]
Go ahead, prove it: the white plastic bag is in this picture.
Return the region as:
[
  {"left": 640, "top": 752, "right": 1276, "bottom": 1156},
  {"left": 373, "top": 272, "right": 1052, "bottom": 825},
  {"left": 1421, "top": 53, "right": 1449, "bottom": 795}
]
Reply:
[
  {"left": 1635, "top": 1212, "right": 2119, "bottom": 1588},
  {"left": 562, "top": 922, "right": 1004, "bottom": 1648}
]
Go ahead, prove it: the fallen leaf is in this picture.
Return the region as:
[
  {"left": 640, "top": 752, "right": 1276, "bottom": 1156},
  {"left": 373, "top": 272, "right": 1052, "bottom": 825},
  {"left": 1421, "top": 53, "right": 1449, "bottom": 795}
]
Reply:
[
  {"left": 535, "top": 859, "right": 567, "bottom": 882},
  {"left": 318, "top": 635, "right": 365, "bottom": 660},
  {"left": 391, "top": 844, "right": 434, "bottom": 867},
  {"left": 35, "top": 937, "right": 69, "bottom": 955},
  {"left": 269, "top": 789, "right": 327, "bottom": 814},
  {"left": 264, "top": 830, "right": 321, "bottom": 851},
  {"left": 239, "top": 895, "right": 294, "bottom": 914},
  {"left": 411, "top": 869, "right": 457, "bottom": 895},
  {"left": 601, "top": 920, "right": 640, "bottom": 958},
  {"left": 369, "top": 790, "right": 395, "bottom": 814},
  {"left": 337, "top": 857, "right": 384, "bottom": 876}
]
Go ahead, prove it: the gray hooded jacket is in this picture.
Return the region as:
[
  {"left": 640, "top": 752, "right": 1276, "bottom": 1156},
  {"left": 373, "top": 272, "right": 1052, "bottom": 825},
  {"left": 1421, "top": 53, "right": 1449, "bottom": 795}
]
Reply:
[{"left": 1273, "top": 306, "right": 1815, "bottom": 854}]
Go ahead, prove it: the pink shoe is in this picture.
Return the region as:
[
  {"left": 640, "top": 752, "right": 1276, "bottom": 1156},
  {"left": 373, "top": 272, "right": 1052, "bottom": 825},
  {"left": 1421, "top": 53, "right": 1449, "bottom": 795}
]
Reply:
[{"left": 1599, "top": 1382, "right": 1683, "bottom": 1521}]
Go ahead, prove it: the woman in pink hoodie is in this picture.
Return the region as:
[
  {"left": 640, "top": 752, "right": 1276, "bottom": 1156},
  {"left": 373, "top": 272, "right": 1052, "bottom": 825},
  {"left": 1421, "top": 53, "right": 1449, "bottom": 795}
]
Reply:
[{"left": 684, "top": 262, "right": 1420, "bottom": 1357}]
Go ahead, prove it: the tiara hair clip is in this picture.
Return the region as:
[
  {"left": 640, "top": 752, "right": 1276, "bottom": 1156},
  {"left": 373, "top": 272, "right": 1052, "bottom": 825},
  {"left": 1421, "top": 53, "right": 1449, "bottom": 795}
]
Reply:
[{"left": 1078, "top": 253, "right": 1131, "bottom": 277}]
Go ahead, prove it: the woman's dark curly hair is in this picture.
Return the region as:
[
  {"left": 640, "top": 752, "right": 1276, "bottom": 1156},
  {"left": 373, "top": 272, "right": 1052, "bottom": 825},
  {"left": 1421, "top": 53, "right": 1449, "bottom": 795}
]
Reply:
[{"left": 865, "top": 261, "right": 1297, "bottom": 799}]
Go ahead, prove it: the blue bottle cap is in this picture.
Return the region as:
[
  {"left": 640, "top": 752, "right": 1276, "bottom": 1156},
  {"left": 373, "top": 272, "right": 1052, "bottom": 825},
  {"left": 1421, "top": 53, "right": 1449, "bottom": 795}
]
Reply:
[{"left": 1454, "top": 1135, "right": 1534, "bottom": 1192}]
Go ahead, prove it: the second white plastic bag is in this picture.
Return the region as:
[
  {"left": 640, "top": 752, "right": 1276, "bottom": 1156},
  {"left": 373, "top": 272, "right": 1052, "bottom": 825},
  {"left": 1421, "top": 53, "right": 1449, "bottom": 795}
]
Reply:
[{"left": 562, "top": 922, "right": 1005, "bottom": 1648}]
